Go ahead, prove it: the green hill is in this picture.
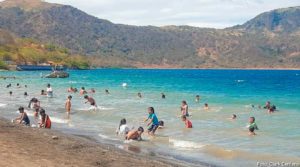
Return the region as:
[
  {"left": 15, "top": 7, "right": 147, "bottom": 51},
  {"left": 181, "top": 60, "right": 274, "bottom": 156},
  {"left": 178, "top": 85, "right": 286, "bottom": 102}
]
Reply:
[{"left": 0, "top": 0, "right": 299, "bottom": 68}]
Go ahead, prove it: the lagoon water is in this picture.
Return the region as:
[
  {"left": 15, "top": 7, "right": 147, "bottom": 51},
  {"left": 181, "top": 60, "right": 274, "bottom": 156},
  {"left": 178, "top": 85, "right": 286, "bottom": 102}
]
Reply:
[{"left": 1, "top": 69, "right": 300, "bottom": 166}]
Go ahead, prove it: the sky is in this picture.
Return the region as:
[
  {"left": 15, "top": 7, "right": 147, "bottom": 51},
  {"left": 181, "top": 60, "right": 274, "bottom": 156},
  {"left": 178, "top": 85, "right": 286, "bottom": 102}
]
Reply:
[{"left": 33, "top": 0, "right": 300, "bottom": 28}]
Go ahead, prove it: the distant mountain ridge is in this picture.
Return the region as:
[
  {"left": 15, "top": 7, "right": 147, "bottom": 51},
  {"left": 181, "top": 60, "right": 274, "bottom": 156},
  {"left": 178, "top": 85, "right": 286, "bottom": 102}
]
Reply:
[{"left": 0, "top": 0, "right": 299, "bottom": 68}]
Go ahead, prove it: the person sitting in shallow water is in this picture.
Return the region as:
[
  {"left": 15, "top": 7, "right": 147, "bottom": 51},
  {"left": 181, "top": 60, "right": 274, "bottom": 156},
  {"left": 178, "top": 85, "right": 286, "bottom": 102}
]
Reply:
[
  {"left": 204, "top": 103, "right": 209, "bottom": 110},
  {"left": 181, "top": 115, "right": 192, "bottom": 128},
  {"left": 125, "top": 127, "right": 144, "bottom": 141},
  {"left": 248, "top": 117, "right": 258, "bottom": 136},
  {"left": 41, "top": 90, "right": 47, "bottom": 95},
  {"left": 14, "top": 107, "right": 30, "bottom": 126},
  {"left": 116, "top": 118, "right": 130, "bottom": 135},
  {"left": 39, "top": 109, "right": 51, "bottom": 129}
]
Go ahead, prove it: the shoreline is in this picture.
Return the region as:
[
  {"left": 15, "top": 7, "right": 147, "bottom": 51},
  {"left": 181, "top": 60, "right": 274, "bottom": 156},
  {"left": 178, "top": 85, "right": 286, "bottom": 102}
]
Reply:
[{"left": 0, "top": 117, "right": 199, "bottom": 167}]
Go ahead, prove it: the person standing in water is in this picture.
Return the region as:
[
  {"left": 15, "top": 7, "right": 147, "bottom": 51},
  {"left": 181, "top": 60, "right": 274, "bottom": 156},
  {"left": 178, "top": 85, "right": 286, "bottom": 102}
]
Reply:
[
  {"left": 84, "top": 95, "right": 97, "bottom": 110},
  {"left": 65, "top": 95, "right": 72, "bottom": 118},
  {"left": 144, "top": 107, "right": 159, "bottom": 136},
  {"left": 46, "top": 84, "right": 53, "bottom": 97},
  {"left": 181, "top": 100, "right": 189, "bottom": 117},
  {"left": 195, "top": 95, "right": 200, "bottom": 102}
]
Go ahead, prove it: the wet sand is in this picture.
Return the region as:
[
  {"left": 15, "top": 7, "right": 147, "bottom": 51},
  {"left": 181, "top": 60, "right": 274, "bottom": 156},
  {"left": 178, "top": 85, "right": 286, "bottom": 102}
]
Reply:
[{"left": 0, "top": 118, "right": 191, "bottom": 167}]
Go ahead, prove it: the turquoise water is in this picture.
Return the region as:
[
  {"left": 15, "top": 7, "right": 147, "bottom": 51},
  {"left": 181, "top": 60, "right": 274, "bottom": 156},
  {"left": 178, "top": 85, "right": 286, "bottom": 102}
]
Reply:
[{"left": 0, "top": 69, "right": 300, "bottom": 166}]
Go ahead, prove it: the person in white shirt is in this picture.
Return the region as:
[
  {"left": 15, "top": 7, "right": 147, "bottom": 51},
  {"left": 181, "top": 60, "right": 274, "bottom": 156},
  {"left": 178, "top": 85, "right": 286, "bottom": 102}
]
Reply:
[
  {"left": 46, "top": 83, "right": 53, "bottom": 97},
  {"left": 116, "top": 118, "right": 130, "bottom": 135}
]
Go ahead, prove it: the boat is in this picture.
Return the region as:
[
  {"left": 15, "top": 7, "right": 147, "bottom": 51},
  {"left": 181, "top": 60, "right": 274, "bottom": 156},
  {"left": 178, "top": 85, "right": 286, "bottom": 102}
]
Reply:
[{"left": 16, "top": 65, "right": 66, "bottom": 71}]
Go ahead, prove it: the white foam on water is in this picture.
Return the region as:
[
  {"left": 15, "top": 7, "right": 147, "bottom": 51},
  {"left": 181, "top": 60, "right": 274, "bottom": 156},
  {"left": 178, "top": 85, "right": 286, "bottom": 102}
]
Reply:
[
  {"left": 98, "top": 133, "right": 119, "bottom": 141},
  {"left": 0, "top": 103, "right": 7, "bottom": 107},
  {"left": 50, "top": 117, "right": 68, "bottom": 124},
  {"left": 122, "top": 83, "right": 127, "bottom": 87},
  {"left": 169, "top": 138, "right": 207, "bottom": 150}
]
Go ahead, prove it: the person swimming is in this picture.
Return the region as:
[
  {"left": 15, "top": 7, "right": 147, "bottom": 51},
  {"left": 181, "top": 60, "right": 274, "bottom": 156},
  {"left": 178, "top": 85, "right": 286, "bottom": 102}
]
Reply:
[
  {"left": 161, "top": 93, "right": 166, "bottom": 99},
  {"left": 41, "top": 90, "right": 47, "bottom": 95},
  {"left": 14, "top": 107, "right": 30, "bottom": 126},
  {"left": 264, "top": 101, "right": 271, "bottom": 109},
  {"left": 116, "top": 118, "right": 130, "bottom": 135},
  {"left": 248, "top": 117, "right": 258, "bottom": 135},
  {"left": 80, "top": 87, "right": 87, "bottom": 95},
  {"left": 195, "top": 95, "right": 200, "bottom": 102},
  {"left": 16, "top": 83, "right": 21, "bottom": 88},
  {"left": 232, "top": 114, "right": 237, "bottom": 119},
  {"left": 39, "top": 108, "right": 51, "bottom": 129},
  {"left": 204, "top": 103, "right": 209, "bottom": 110},
  {"left": 137, "top": 92, "right": 142, "bottom": 98},
  {"left": 90, "top": 88, "right": 96, "bottom": 93},
  {"left": 181, "top": 100, "right": 189, "bottom": 117},
  {"left": 181, "top": 115, "right": 192, "bottom": 128},
  {"left": 67, "top": 87, "right": 75, "bottom": 93},
  {"left": 9, "top": 91, "right": 12, "bottom": 96},
  {"left": 125, "top": 127, "right": 144, "bottom": 141},
  {"left": 24, "top": 92, "right": 28, "bottom": 97},
  {"left": 144, "top": 107, "right": 159, "bottom": 136},
  {"left": 105, "top": 89, "right": 110, "bottom": 95}
]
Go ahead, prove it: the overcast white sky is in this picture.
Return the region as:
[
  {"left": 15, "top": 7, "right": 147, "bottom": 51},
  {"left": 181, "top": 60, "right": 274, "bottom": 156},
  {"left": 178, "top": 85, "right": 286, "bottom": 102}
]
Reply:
[{"left": 37, "top": 0, "right": 300, "bottom": 28}]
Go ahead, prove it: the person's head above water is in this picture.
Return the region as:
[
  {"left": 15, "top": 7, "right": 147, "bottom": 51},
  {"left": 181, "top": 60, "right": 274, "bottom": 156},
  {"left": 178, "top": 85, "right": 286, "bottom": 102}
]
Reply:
[
  {"left": 249, "top": 117, "right": 255, "bottom": 123},
  {"left": 148, "top": 107, "right": 155, "bottom": 114},
  {"left": 119, "top": 118, "right": 126, "bottom": 128},
  {"left": 18, "top": 106, "right": 24, "bottom": 113},
  {"left": 24, "top": 92, "right": 28, "bottom": 96},
  {"left": 84, "top": 95, "right": 89, "bottom": 99},
  {"left": 47, "top": 83, "right": 51, "bottom": 88},
  {"left": 81, "top": 87, "right": 85, "bottom": 90},
  {"left": 232, "top": 114, "right": 237, "bottom": 119},
  {"left": 137, "top": 126, "right": 144, "bottom": 133},
  {"left": 181, "top": 115, "right": 187, "bottom": 121},
  {"left": 182, "top": 100, "right": 187, "bottom": 105},
  {"left": 68, "top": 95, "right": 72, "bottom": 99},
  {"left": 9, "top": 91, "right": 12, "bottom": 95}
]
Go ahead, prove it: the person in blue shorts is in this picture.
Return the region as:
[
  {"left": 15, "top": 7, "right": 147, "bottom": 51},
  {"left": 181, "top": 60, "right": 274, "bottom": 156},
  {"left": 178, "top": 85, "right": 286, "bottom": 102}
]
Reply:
[{"left": 144, "top": 107, "right": 159, "bottom": 136}]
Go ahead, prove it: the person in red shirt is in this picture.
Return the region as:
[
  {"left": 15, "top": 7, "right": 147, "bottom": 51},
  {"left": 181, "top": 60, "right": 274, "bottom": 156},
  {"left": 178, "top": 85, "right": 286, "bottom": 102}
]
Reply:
[
  {"left": 181, "top": 115, "right": 192, "bottom": 128},
  {"left": 39, "top": 109, "right": 51, "bottom": 129}
]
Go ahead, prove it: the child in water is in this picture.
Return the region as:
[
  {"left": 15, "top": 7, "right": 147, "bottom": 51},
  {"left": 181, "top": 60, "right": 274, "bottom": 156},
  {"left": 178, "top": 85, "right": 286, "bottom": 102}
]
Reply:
[
  {"left": 14, "top": 107, "right": 30, "bottom": 126},
  {"left": 116, "top": 118, "right": 130, "bottom": 135},
  {"left": 195, "top": 95, "right": 200, "bottom": 102},
  {"left": 181, "top": 100, "right": 189, "bottom": 117},
  {"left": 248, "top": 117, "right": 258, "bottom": 135},
  {"left": 125, "top": 127, "right": 144, "bottom": 141},
  {"left": 204, "top": 103, "right": 209, "bottom": 110},
  {"left": 46, "top": 83, "right": 53, "bottom": 97},
  {"left": 65, "top": 95, "right": 72, "bottom": 115},
  {"left": 181, "top": 115, "right": 192, "bottom": 128},
  {"left": 144, "top": 107, "right": 159, "bottom": 136},
  {"left": 39, "top": 109, "right": 51, "bottom": 129},
  {"left": 80, "top": 87, "right": 87, "bottom": 95}
]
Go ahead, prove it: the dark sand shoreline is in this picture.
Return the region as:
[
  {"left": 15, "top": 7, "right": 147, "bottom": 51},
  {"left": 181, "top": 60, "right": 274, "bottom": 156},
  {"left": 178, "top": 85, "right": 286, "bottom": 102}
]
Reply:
[{"left": 0, "top": 117, "right": 201, "bottom": 167}]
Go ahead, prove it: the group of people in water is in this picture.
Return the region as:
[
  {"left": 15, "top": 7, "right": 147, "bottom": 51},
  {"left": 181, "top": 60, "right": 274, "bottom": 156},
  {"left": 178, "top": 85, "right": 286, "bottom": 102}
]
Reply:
[{"left": 7, "top": 82, "right": 276, "bottom": 141}]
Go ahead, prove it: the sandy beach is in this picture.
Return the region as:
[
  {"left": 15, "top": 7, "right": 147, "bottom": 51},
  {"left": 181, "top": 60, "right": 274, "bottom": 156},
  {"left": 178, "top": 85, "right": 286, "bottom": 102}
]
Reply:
[{"left": 0, "top": 118, "right": 190, "bottom": 167}]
